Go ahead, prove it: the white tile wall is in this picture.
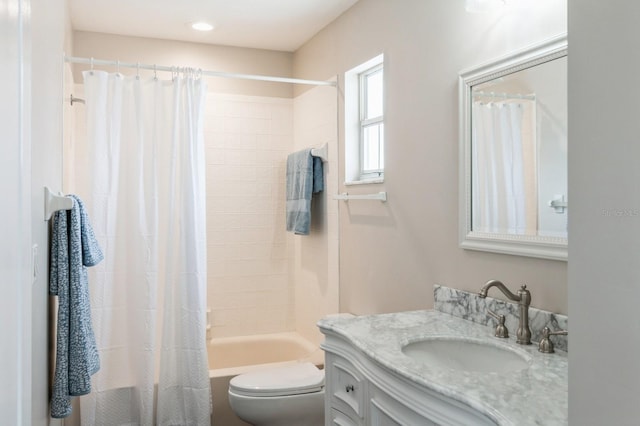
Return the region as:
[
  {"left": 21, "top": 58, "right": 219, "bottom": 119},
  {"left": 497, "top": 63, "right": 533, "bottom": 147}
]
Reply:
[{"left": 204, "top": 94, "right": 295, "bottom": 338}]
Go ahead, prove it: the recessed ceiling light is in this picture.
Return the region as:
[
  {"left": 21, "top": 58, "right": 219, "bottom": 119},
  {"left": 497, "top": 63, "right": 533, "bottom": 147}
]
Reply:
[{"left": 191, "top": 22, "right": 214, "bottom": 32}]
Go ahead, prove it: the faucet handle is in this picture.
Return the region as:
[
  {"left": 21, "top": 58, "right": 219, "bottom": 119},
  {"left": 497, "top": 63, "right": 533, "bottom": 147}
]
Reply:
[
  {"left": 487, "top": 309, "right": 509, "bottom": 338},
  {"left": 538, "top": 326, "right": 568, "bottom": 353}
]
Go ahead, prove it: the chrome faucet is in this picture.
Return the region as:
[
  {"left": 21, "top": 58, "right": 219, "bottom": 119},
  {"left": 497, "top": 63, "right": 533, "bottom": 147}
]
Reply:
[{"left": 478, "top": 280, "right": 532, "bottom": 345}]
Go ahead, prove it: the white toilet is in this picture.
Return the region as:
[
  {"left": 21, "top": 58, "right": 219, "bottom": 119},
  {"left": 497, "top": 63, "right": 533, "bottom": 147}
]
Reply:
[{"left": 228, "top": 362, "right": 325, "bottom": 426}]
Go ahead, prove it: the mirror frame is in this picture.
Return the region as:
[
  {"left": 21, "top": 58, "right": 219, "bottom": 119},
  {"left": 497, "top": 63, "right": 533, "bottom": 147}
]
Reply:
[{"left": 458, "top": 34, "right": 568, "bottom": 261}]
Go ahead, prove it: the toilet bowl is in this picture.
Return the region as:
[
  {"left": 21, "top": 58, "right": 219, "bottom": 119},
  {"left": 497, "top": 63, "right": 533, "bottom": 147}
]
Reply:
[{"left": 228, "top": 362, "right": 325, "bottom": 426}]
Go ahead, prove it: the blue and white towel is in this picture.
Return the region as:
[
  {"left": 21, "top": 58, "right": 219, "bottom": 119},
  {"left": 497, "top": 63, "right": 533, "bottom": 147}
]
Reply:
[
  {"left": 50, "top": 194, "right": 103, "bottom": 418},
  {"left": 286, "top": 149, "right": 324, "bottom": 235}
]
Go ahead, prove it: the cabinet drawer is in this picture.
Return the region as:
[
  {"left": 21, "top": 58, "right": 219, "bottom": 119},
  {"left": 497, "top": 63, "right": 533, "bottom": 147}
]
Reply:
[
  {"left": 330, "top": 408, "right": 361, "bottom": 426},
  {"left": 370, "top": 387, "right": 438, "bottom": 426},
  {"left": 330, "top": 358, "right": 365, "bottom": 419}
]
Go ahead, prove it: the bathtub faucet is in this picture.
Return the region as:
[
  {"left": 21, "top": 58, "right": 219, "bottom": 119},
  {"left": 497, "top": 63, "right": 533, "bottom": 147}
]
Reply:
[{"left": 478, "top": 280, "right": 532, "bottom": 345}]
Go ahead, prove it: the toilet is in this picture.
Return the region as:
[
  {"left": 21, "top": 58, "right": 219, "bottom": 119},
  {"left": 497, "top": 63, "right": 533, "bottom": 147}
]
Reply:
[{"left": 228, "top": 362, "right": 325, "bottom": 426}]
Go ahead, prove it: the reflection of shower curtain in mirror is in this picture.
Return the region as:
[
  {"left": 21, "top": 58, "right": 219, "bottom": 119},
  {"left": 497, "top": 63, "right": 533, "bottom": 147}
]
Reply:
[{"left": 472, "top": 101, "right": 537, "bottom": 235}]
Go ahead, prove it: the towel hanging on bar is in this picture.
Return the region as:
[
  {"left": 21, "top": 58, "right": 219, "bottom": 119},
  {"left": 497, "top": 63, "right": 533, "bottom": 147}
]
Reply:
[
  {"left": 49, "top": 194, "right": 103, "bottom": 418},
  {"left": 286, "top": 149, "right": 324, "bottom": 235}
]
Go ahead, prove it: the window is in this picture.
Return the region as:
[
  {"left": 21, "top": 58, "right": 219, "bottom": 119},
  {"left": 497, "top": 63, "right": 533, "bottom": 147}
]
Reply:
[
  {"left": 359, "top": 64, "right": 384, "bottom": 178},
  {"left": 345, "top": 54, "right": 384, "bottom": 184}
]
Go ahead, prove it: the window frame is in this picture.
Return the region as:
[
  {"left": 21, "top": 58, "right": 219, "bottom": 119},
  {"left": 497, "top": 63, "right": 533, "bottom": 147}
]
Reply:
[{"left": 344, "top": 54, "right": 384, "bottom": 185}]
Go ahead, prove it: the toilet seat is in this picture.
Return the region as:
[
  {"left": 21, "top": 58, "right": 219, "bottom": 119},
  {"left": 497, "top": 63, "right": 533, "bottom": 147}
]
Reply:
[{"left": 229, "top": 362, "right": 325, "bottom": 397}]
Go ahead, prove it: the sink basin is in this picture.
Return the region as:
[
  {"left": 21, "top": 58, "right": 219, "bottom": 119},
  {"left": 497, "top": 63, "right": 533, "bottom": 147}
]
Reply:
[{"left": 401, "top": 337, "right": 530, "bottom": 374}]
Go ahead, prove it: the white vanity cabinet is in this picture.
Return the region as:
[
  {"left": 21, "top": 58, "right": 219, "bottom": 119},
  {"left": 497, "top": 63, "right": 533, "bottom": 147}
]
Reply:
[
  {"left": 319, "top": 310, "right": 568, "bottom": 425},
  {"left": 322, "top": 331, "right": 496, "bottom": 426}
]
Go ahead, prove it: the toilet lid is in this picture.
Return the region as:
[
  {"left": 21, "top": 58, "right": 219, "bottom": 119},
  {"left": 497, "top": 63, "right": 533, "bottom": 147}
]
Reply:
[{"left": 229, "top": 362, "right": 325, "bottom": 397}]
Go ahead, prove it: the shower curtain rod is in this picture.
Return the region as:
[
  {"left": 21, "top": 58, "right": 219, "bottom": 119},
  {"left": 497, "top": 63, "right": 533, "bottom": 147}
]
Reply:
[
  {"left": 473, "top": 91, "right": 536, "bottom": 100},
  {"left": 64, "top": 55, "right": 337, "bottom": 87}
]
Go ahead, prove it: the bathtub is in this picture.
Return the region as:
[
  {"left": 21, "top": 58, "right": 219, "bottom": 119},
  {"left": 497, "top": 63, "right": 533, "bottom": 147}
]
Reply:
[{"left": 209, "top": 332, "right": 324, "bottom": 426}]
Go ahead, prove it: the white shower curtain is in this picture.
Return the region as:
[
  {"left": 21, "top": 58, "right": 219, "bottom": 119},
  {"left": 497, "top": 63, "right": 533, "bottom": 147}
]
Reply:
[
  {"left": 75, "top": 70, "right": 211, "bottom": 426},
  {"left": 472, "top": 101, "right": 537, "bottom": 235}
]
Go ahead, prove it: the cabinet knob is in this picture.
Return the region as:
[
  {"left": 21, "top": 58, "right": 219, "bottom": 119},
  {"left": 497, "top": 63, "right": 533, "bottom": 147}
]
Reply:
[{"left": 345, "top": 384, "right": 355, "bottom": 393}]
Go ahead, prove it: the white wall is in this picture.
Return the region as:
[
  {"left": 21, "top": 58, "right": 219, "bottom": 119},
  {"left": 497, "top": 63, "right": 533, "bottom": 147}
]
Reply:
[
  {"left": 0, "top": 0, "right": 32, "bottom": 423},
  {"left": 294, "top": 0, "right": 568, "bottom": 314},
  {"left": 568, "top": 1, "right": 640, "bottom": 424}
]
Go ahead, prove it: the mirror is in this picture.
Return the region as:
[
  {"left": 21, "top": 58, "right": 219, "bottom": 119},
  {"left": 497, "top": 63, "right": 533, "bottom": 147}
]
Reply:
[{"left": 459, "top": 35, "right": 567, "bottom": 260}]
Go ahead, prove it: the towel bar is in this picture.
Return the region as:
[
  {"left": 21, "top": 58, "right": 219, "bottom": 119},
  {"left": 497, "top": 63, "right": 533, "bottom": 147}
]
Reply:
[{"left": 333, "top": 192, "right": 387, "bottom": 202}]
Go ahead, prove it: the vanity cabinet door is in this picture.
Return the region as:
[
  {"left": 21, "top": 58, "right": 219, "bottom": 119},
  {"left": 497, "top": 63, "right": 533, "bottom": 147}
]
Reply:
[{"left": 325, "top": 353, "right": 367, "bottom": 423}]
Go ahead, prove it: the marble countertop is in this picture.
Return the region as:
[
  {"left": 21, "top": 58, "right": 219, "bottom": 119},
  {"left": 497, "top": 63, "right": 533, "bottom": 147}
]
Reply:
[{"left": 318, "top": 310, "right": 567, "bottom": 426}]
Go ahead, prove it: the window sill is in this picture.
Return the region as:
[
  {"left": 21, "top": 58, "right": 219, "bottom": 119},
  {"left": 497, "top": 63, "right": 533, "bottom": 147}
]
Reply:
[{"left": 344, "top": 177, "right": 384, "bottom": 186}]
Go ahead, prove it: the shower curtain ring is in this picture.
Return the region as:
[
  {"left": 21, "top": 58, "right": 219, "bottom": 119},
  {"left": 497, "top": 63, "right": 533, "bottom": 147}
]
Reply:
[
  {"left": 90, "top": 57, "right": 94, "bottom": 75},
  {"left": 116, "top": 60, "right": 120, "bottom": 74},
  {"left": 154, "top": 64, "right": 157, "bottom": 80},
  {"left": 136, "top": 62, "right": 140, "bottom": 79}
]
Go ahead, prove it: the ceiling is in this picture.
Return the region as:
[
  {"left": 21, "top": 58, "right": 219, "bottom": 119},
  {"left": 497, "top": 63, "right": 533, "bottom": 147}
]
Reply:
[{"left": 68, "top": 0, "right": 360, "bottom": 52}]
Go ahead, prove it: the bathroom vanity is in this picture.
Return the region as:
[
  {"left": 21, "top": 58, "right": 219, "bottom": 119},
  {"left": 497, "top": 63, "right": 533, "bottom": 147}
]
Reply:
[{"left": 318, "top": 310, "right": 567, "bottom": 425}]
